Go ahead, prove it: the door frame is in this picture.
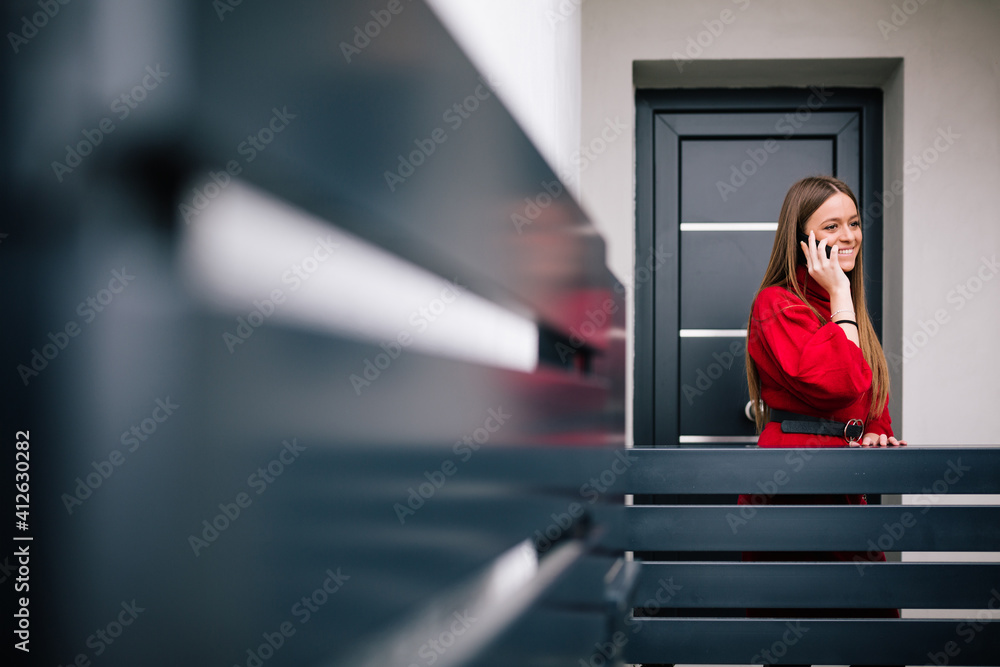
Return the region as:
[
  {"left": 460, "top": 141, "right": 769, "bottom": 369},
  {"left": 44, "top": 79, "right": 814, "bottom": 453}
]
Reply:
[{"left": 634, "top": 87, "right": 884, "bottom": 447}]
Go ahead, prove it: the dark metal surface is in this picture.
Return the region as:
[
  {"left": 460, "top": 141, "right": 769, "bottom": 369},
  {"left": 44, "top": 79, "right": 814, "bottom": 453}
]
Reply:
[
  {"left": 679, "top": 229, "right": 779, "bottom": 329},
  {"left": 635, "top": 561, "right": 1000, "bottom": 608},
  {"left": 625, "top": 447, "right": 1000, "bottom": 494},
  {"left": 651, "top": 112, "right": 682, "bottom": 447},
  {"left": 624, "top": 618, "right": 1000, "bottom": 665},
  {"left": 621, "top": 446, "right": 1000, "bottom": 665},
  {"left": 678, "top": 338, "right": 755, "bottom": 436},
  {"left": 678, "top": 134, "right": 837, "bottom": 224},
  {"left": 633, "top": 94, "right": 658, "bottom": 448},
  {"left": 624, "top": 505, "right": 1000, "bottom": 551}
]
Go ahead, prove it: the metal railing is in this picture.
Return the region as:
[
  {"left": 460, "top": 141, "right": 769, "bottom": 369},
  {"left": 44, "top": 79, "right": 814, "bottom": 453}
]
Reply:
[{"left": 616, "top": 447, "right": 1000, "bottom": 666}]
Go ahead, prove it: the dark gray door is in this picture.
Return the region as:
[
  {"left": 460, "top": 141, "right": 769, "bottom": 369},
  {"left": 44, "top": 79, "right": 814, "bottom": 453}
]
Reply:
[{"left": 635, "top": 89, "right": 884, "bottom": 447}]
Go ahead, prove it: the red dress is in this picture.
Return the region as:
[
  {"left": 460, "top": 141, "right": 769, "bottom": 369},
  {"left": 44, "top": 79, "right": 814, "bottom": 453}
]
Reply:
[{"left": 738, "top": 264, "right": 898, "bottom": 618}]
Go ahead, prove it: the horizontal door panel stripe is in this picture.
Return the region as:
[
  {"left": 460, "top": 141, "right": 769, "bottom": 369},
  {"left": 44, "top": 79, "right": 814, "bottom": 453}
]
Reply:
[
  {"left": 678, "top": 329, "right": 747, "bottom": 337},
  {"left": 680, "top": 222, "right": 778, "bottom": 231}
]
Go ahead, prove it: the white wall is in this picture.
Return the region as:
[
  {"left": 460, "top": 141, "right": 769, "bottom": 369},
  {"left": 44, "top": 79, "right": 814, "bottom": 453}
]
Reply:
[
  {"left": 580, "top": 0, "right": 1000, "bottom": 448},
  {"left": 426, "top": 0, "right": 583, "bottom": 194}
]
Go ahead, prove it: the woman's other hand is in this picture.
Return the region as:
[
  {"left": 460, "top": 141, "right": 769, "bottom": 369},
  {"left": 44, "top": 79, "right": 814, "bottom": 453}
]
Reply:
[{"left": 850, "top": 432, "right": 908, "bottom": 447}]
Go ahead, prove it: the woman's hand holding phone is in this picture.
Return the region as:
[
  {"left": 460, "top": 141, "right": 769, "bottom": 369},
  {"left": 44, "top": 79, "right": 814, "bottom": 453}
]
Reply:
[
  {"left": 798, "top": 230, "right": 833, "bottom": 259},
  {"left": 800, "top": 230, "right": 860, "bottom": 346},
  {"left": 800, "top": 230, "right": 850, "bottom": 297}
]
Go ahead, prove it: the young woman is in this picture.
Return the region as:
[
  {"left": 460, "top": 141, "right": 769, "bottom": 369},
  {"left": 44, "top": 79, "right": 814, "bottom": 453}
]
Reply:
[{"left": 739, "top": 175, "right": 905, "bottom": 632}]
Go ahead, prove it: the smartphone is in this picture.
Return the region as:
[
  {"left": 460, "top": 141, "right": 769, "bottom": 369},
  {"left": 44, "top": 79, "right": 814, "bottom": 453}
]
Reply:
[{"left": 797, "top": 231, "right": 833, "bottom": 259}]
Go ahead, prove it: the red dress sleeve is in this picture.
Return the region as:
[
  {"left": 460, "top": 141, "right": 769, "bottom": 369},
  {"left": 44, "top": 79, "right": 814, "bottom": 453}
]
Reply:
[{"left": 750, "top": 287, "right": 873, "bottom": 410}]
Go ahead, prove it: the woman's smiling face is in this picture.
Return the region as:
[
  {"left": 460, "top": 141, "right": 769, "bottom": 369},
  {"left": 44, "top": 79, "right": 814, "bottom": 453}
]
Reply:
[{"left": 802, "top": 191, "right": 862, "bottom": 272}]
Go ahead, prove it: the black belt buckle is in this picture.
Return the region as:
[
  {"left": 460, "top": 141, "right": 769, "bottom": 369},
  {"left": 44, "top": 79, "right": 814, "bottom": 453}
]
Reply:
[{"left": 844, "top": 418, "right": 864, "bottom": 444}]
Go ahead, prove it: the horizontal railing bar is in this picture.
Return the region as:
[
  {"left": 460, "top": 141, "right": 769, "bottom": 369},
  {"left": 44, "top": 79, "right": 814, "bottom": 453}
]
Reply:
[
  {"left": 622, "top": 505, "right": 1000, "bottom": 551},
  {"left": 622, "top": 617, "right": 1000, "bottom": 665},
  {"left": 632, "top": 562, "right": 1000, "bottom": 609},
  {"left": 623, "top": 447, "right": 1000, "bottom": 494}
]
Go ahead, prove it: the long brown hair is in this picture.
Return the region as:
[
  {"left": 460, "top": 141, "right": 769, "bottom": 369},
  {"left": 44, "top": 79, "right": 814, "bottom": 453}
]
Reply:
[{"left": 745, "top": 175, "right": 889, "bottom": 432}]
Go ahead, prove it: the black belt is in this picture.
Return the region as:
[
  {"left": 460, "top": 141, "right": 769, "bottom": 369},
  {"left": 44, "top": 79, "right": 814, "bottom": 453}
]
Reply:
[{"left": 769, "top": 409, "right": 864, "bottom": 443}]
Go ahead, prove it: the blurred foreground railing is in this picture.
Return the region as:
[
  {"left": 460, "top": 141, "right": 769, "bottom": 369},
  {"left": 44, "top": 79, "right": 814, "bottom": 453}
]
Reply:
[{"left": 3, "top": 1, "right": 628, "bottom": 665}]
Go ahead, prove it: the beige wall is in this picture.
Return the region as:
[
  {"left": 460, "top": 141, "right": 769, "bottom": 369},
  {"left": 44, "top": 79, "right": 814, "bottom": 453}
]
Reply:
[{"left": 581, "top": 0, "right": 1000, "bottom": 447}]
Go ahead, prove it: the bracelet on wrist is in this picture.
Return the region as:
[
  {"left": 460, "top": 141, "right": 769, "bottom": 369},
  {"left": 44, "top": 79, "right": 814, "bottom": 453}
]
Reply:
[
  {"left": 830, "top": 308, "right": 855, "bottom": 321},
  {"left": 835, "top": 319, "right": 858, "bottom": 328}
]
